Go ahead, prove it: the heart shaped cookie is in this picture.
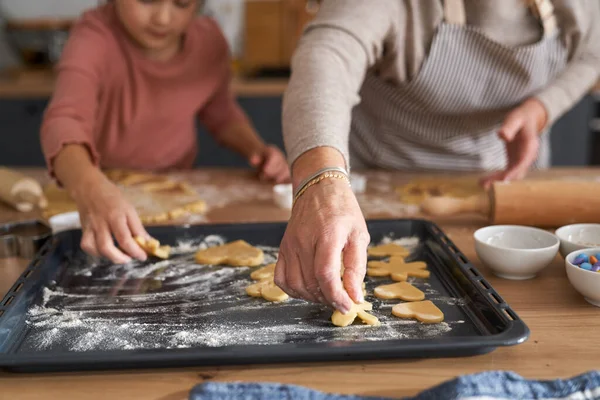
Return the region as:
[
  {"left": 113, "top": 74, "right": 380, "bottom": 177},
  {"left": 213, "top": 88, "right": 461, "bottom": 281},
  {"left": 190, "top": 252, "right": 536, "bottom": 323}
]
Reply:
[
  {"left": 194, "top": 240, "right": 264, "bottom": 267},
  {"left": 331, "top": 301, "right": 380, "bottom": 327},
  {"left": 391, "top": 300, "right": 444, "bottom": 323},
  {"left": 250, "top": 263, "right": 276, "bottom": 281},
  {"left": 374, "top": 282, "right": 425, "bottom": 301},
  {"left": 367, "top": 243, "right": 410, "bottom": 257},
  {"left": 367, "top": 256, "right": 429, "bottom": 281},
  {"left": 246, "top": 279, "right": 289, "bottom": 302}
]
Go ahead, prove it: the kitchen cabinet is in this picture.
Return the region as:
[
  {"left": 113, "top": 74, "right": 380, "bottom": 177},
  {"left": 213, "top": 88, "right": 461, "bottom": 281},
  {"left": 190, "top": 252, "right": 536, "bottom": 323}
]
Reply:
[
  {"left": 0, "top": 97, "right": 285, "bottom": 168},
  {"left": 0, "top": 95, "right": 593, "bottom": 168},
  {"left": 241, "top": 0, "right": 319, "bottom": 75}
]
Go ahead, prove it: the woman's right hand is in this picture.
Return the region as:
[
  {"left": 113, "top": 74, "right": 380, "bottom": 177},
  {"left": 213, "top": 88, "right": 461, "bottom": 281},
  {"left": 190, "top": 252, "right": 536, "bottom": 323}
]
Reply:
[
  {"left": 274, "top": 150, "right": 370, "bottom": 314},
  {"left": 74, "top": 173, "right": 149, "bottom": 264}
]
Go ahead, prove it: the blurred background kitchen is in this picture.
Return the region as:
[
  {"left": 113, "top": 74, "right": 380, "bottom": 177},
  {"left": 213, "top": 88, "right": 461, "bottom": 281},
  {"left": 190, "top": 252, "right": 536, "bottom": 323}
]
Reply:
[{"left": 0, "top": 0, "right": 597, "bottom": 168}]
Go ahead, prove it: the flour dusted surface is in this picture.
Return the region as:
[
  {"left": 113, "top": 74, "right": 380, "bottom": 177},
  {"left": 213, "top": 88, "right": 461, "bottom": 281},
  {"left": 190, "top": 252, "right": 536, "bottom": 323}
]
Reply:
[{"left": 21, "top": 234, "right": 471, "bottom": 353}]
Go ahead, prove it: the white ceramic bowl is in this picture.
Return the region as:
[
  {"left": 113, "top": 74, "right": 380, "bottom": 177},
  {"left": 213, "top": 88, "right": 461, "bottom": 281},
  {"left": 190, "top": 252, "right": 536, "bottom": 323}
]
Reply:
[
  {"left": 474, "top": 225, "right": 559, "bottom": 280},
  {"left": 555, "top": 224, "right": 600, "bottom": 258},
  {"left": 48, "top": 211, "right": 81, "bottom": 233},
  {"left": 565, "top": 248, "right": 600, "bottom": 307}
]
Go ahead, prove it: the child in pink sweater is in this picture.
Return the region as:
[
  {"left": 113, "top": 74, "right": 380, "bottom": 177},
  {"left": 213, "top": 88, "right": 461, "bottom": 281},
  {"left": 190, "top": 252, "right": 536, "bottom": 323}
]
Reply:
[{"left": 41, "top": 0, "right": 290, "bottom": 264}]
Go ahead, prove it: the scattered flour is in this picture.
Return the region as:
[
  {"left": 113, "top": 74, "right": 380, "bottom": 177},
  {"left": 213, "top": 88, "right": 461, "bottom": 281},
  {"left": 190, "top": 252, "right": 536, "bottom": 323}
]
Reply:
[{"left": 22, "top": 234, "right": 469, "bottom": 353}]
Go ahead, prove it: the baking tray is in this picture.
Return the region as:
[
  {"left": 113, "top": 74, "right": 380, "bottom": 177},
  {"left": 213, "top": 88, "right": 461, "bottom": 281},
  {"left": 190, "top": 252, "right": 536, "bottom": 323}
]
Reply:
[{"left": 0, "top": 219, "right": 529, "bottom": 372}]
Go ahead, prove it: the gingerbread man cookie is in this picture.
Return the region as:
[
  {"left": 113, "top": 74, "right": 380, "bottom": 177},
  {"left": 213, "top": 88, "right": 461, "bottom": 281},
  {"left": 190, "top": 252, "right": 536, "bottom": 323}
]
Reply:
[
  {"left": 331, "top": 302, "right": 380, "bottom": 327},
  {"left": 367, "top": 257, "right": 429, "bottom": 281},
  {"left": 134, "top": 236, "right": 170, "bottom": 259},
  {"left": 194, "top": 240, "right": 264, "bottom": 267},
  {"left": 367, "top": 243, "right": 410, "bottom": 258}
]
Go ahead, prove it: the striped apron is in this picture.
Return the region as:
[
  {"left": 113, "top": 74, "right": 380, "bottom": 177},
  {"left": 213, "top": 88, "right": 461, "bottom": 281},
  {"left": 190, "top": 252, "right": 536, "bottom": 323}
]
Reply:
[{"left": 349, "top": 0, "right": 568, "bottom": 171}]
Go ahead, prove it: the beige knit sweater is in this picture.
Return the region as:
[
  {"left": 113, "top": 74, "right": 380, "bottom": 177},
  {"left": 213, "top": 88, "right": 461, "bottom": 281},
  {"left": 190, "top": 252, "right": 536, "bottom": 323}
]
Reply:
[{"left": 282, "top": 0, "right": 600, "bottom": 168}]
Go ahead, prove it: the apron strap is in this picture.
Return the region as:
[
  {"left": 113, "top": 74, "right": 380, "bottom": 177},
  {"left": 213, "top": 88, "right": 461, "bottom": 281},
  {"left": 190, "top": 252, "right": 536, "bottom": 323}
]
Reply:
[
  {"left": 443, "top": 0, "right": 467, "bottom": 26},
  {"left": 443, "top": 0, "right": 557, "bottom": 35},
  {"left": 528, "top": 0, "right": 557, "bottom": 36}
]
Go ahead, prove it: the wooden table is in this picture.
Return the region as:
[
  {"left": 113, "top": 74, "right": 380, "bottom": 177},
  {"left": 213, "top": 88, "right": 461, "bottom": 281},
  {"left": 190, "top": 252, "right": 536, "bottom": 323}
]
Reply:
[{"left": 1, "top": 168, "right": 599, "bottom": 400}]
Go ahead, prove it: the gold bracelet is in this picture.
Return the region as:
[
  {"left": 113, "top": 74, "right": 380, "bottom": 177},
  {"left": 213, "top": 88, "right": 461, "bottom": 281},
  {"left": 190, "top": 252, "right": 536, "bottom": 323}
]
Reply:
[{"left": 292, "top": 171, "right": 351, "bottom": 208}]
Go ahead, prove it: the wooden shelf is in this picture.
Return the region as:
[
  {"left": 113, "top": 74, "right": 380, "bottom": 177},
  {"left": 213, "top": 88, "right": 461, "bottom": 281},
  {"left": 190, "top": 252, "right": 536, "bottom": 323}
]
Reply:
[{"left": 0, "top": 68, "right": 288, "bottom": 99}]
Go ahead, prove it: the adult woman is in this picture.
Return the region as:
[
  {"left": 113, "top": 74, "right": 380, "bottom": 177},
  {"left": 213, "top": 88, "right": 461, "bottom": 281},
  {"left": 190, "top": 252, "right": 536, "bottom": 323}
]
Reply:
[{"left": 275, "top": 0, "right": 600, "bottom": 313}]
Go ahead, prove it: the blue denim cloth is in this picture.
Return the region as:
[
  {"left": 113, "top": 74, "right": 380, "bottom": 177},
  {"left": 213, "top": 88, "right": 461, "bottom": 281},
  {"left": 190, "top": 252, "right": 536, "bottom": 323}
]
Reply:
[{"left": 189, "top": 370, "right": 600, "bottom": 400}]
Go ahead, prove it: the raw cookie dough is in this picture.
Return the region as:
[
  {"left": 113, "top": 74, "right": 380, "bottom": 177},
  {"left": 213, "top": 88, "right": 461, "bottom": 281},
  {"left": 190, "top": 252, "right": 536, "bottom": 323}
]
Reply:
[
  {"left": 397, "top": 176, "right": 484, "bottom": 205},
  {"left": 367, "top": 257, "right": 429, "bottom": 281},
  {"left": 374, "top": 282, "right": 425, "bottom": 301},
  {"left": 195, "top": 240, "right": 264, "bottom": 266},
  {"left": 246, "top": 279, "right": 288, "bottom": 302},
  {"left": 134, "top": 236, "right": 170, "bottom": 259},
  {"left": 392, "top": 300, "right": 444, "bottom": 323},
  {"left": 339, "top": 266, "right": 367, "bottom": 296},
  {"left": 246, "top": 263, "right": 288, "bottom": 302},
  {"left": 250, "top": 263, "right": 276, "bottom": 280},
  {"left": 42, "top": 169, "right": 206, "bottom": 224},
  {"left": 331, "top": 301, "right": 380, "bottom": 327},
  {"left": 367, "top": 243, "right": 410, "bottom": 258}
]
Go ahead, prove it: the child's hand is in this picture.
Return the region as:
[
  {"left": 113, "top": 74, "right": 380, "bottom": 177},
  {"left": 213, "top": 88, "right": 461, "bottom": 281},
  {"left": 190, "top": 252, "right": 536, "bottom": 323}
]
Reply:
[
  {"left": 249, "top": 145, "right": 291, "bottom": 184},
  {"left": 74, "top": 174, "right": 149, "bottom": 264},
  {"left": 481, "top": 98, "right": 547, "bottom": 189}
]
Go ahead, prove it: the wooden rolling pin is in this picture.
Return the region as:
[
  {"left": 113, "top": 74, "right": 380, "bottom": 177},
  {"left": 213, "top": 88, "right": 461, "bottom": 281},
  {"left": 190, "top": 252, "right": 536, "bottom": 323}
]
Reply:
[
  {"left": 0, "top": 168, "right": 47, "bottom": 212},
  {"left": 420, "top": 180, "right": 600, "bottom": 228}
]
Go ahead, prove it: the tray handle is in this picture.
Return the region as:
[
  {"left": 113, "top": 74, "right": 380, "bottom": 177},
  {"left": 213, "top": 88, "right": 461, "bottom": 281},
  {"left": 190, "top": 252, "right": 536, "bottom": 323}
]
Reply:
[
  {"left": 0, "top": 237, "right": 57, "bottom": 321},
  {"left": 427, "top": 222, "right": 525, "bottom": 326}
]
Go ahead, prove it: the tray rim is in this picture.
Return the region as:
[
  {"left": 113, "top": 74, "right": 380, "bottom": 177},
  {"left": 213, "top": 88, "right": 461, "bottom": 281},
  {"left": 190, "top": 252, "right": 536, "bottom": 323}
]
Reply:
[{"left": 0, "top": 218, "right": 530, "bottom": 371}]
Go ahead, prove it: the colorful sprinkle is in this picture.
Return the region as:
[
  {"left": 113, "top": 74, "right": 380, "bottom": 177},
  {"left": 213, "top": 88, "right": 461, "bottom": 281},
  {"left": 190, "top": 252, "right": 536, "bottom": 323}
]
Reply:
[
  {"left": 573, "top": 254, "right": 589, "bottom": 266},
  {"left": 590, "top": 256, "right": 598, "bottom": 264},
  {"left": 592, "top": 264, "right": 600, "bottom": 272},
  {"left": 580, "top": 262, "right": 593, "bottom": 271}
]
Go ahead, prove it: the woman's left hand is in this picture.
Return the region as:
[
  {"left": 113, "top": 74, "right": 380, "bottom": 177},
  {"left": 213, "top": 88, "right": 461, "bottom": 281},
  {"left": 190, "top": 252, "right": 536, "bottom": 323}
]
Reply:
[
  {"left": 250, "top": 145, "right": 291, "bottom": 184},
  {"left": 481, "top": 98, "right": 548, "bottom": 189}
]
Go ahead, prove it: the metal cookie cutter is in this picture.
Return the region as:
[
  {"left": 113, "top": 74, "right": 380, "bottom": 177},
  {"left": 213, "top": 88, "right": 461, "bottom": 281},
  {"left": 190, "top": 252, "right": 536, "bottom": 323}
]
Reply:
[{"left": 0, "top": 220, "right": 52, "bottom": 258}]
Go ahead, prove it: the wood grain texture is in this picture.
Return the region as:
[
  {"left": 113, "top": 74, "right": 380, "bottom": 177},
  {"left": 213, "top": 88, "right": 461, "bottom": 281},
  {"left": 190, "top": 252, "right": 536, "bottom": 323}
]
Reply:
[
  {"left": 0, "top": 68, "right": 289, "bottom": 98},
  {"left": 1, "top": 167, "right": 599, "bottom": 400}
]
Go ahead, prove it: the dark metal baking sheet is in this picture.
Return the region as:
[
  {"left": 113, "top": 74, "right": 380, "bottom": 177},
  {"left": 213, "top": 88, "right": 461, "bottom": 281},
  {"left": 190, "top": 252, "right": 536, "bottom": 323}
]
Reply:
[{"left": 0, "top": 219, "right": 529, "bottom": 372}]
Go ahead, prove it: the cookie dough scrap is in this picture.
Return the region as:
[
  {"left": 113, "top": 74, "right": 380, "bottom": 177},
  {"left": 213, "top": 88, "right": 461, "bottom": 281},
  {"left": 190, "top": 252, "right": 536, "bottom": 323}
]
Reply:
[
  {"left": 331, "top": 301, "right": 380, "bottom": 327},
  {"left": 134, "top": 236, "right": 170, "bottom": 259},
  {"left": 367, "top": 243, "right": 410, "bottom": 258},
  {"left": 374, "top": 282, "right": 425, "bottom": 301},
  {"left": 194, "top": 240, "right": 264, "bottom": 267},
  {"left": 367, "top": 256, "right": 429, "bottom": 281},
  {"left": 392, "top": 300, "right": 444, "bottom": 323}
]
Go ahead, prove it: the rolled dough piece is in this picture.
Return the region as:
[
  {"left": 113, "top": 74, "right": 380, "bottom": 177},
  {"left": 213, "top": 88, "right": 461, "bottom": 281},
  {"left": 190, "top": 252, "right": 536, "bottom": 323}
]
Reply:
[
  {"left": 391, "top": 300, "right": 444, "bottom": 323},
  {"left": 246, "top": 279, "right": 288, "bottom": 302},
  {"left": 367, "top": 243, "right": 410, "bottom": 257},
  {"left": 134, "top": 235, "right": 170, "bottom": 259},
  {"left": 367, "top": 257, "right": 429, "bottom": 281},
  {"left": 374, "top": 282, "right": 425, "bottom": 301},
  {"left": 251, "top": 263, "right": 276, "bottom": 280},
  {"left": 397, "top": 176, "right": 483, "bottom": 205},
  {"left": 331, "top": 301, "right": 380, "bottom": 327},
  {"left": 194, "top": 240, "right": 264, "bottom": 267}
]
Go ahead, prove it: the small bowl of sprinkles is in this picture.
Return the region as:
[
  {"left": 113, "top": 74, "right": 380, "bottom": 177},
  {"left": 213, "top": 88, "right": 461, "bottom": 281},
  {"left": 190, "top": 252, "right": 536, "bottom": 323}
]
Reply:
[{"left": 565, "top": 247, "right": 600, "bottom": 307}]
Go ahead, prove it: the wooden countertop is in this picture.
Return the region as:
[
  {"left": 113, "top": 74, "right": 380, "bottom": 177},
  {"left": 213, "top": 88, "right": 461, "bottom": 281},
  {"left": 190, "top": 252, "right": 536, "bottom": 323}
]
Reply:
[
  {"left": 1, "top": 167, "right": 600, "bottom": 400},
  {"left": 1, "top": 67, "right": 599, "bottom": 99},
  {"left": 0, "top": 68, "right": 288, "bottom": 98}
]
